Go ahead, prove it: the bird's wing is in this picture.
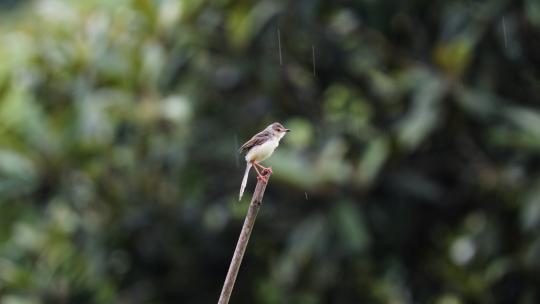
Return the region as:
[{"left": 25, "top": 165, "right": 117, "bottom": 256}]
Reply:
[{"left": 238, "top": 130, "right": 271, "bottom": 153}]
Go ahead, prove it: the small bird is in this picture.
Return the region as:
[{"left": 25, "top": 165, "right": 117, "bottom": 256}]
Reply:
[{"left": 238, "top": 122, "right": 290, "bottom": 200}]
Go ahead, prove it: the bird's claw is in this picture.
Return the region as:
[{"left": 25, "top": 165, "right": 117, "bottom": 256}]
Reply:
[
  {"left": 262, "top": 167, "right": 273, "bottom": 175},
  {"left": 256, "top": 174, "right": 269, "bottom": 183}
]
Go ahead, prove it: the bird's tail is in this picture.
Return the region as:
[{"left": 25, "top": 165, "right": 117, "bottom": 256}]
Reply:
[{"left": 239, "top": 163, "right": 252, "bottom": 201}]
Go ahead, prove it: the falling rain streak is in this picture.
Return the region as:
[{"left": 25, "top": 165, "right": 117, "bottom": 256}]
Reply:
[
  {"left": 277, "top": 29, "right": 283, "bottom": 65},
  {"left": 234, "top": 134, "right": 239, "bottom": 168},
  {"left": 502, "top": 17, "right": 508, "bottom": 49},
  {"left": 312, "top": 45, "right": 316, "bottom": 76}
]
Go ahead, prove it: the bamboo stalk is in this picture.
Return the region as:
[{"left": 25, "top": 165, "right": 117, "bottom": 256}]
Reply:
[{"left": 218, "top": 171, "right": 271, "bottom": 304}]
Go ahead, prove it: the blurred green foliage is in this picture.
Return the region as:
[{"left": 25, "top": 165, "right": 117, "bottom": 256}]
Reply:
[{"left": 1, "top": 0, "right": 540, "bottom": 303}]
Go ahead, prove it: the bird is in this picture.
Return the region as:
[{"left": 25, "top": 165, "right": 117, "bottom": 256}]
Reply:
[{"left": 238, "top": 122, "right": 290, "bottom": 201}]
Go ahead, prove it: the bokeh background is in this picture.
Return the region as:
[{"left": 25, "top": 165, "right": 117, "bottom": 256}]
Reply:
[{"left": 1, "top": 0, "right": 540, "bottom": 303}]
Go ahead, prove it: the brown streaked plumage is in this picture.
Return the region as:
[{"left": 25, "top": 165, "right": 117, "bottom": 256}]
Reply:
[{"left": 238, "top": 130, "right": 272, "bottom": 154}]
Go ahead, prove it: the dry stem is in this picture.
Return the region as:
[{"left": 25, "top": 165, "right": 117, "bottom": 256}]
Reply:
[{"left": 218, "top": 171, "right": 271, "bottom": 304}]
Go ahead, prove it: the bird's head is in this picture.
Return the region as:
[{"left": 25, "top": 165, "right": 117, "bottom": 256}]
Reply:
[{"left": 268, "top": 122, "right": 290, "bottom": 139}]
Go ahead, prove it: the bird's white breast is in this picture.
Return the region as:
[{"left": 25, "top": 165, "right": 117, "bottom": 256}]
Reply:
[{"left": 246, "top": 137, "right": 279, "bottom": 162}]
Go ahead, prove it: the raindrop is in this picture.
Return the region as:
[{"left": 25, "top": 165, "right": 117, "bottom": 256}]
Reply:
[
  {"left": 312, "top": 45, "right": 316, "bottom": 76},
  {"left": 277, "top": 29, "right": 283, "bottom": 65},
  {"left": 502, "top": 17, "right": 508, "bottom": 49},
  {"left": 234, "top": 134, "right": 239, "bottom": 168}
]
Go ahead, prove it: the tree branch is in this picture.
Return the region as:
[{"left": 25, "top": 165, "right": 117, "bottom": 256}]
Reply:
[{"left": 218, "top": 171, "right": 271, "bottom": 304}]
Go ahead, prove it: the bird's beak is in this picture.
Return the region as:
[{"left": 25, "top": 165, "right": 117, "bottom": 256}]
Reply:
[{"left": 285, "top": 129, "right": 291, "bottom": 132}]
